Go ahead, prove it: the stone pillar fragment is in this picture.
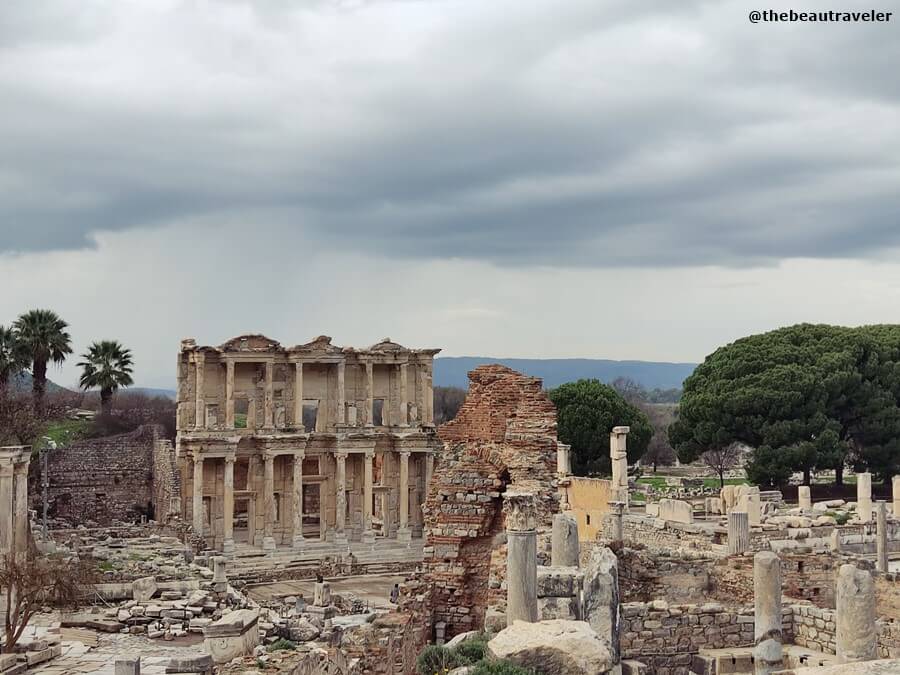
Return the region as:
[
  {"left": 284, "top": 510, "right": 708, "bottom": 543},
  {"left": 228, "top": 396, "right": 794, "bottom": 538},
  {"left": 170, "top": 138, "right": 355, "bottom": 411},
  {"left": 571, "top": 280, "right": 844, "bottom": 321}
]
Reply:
[
  {"left": 556, "top": 443, "right": 571, "bottom": 475},
  {"left": 399, "top": 362, "right": 409, "bottom": 426},
  {"left": 362, "top": 450, "right": 375, "bottom": 543},
  {"left": 337, "top": 361, "right": 345, "bottom": 425},
  {"left": 424, "top": 364, "right": 434, "bottom": 425},
  {"left": 609, "top": 502, "right": 624, "bottom": 543},
  {"left": 505, "top": 491, "right": 538, "bottom": 624},
  {"left": 223, "top": 456, "right": 235, "bottom": 555},
  {"left": 836, "top": 564, "right": 876, "bottom": 663},
  {"left": 753, "top": 551, "right": 783, "bottom": 674},
  {"left": 610, "top": 426, "right": 630, "bottom": 505},
  {"left": 192, "top": 455, "right": 204, "bottom": 538},
  {"left": 0, "top": 447, "right": 29, "bottom": 559},
  {"left": 194, "top": 352, "right": 205, "bottom": 430},
  {"left": 334, "top": 451, "right": 348, "bottom": 545},
  {"left": 857, "top": 472, "right": 872, "bottom": 524},
  {"left": 292, "top": 451, "right": 305, "bottom": 549},
  {"left": 212, "top": 555, "right": 228, "bottom": 593},
  {"left": 798, "top": 485, "right": 811, "bottom": 510},
  {"left": 365, "top": 362, "right": 374, "bottom": 426},
  {"left": 263, "top": 361, "right": 274, "bottom": 429},
  {"left": 294, "top": 362, "right": 304, "bottom": 429},
  {"left": 551, "top": 512, "right": 580, "bottom": 567},
  {"left": 397, "top": 451, "right": 411, "bottom": 542},
  {"left": 262, "top": 454, "right": 276, "bottom": 551},
  {"left": 425, "top": 453, "right": 434, "bottom": 492},
  {"left": 114, "top": 657, "right": 140, "bottom": 675},
  {"left": 893, "top": 475, "right": 900, "bottom": 519},
  {"left": 877, "top": 501, "right": 888, "bottom": 573},
  {"left": 728, "top": 511, "right": 750, "bottom": 555}
]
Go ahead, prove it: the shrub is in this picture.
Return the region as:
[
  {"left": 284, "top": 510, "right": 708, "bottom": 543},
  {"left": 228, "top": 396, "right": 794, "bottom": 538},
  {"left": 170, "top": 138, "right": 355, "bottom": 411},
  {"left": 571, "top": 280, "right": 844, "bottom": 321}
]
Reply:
[
  {"left": 834, "top": 511, "right": 850, "bottom": 525},
  {"left": 267, "top": 638, "right": 297, "bottom": 652},
  {"left": 453, "top": 636, "right": 489, "bottom": 664},
  {"left": 470, "top": 660, "right": 537, "bottom": 675},
  {"left": 416, "top": 645, "right": 463, "bottom": 674}
]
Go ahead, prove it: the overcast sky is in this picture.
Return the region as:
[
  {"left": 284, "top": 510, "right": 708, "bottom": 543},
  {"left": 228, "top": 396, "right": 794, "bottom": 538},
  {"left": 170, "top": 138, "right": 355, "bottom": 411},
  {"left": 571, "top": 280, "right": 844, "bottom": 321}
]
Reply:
[{"left": 2, "top": 0, "right": 899, "bottom": 389}]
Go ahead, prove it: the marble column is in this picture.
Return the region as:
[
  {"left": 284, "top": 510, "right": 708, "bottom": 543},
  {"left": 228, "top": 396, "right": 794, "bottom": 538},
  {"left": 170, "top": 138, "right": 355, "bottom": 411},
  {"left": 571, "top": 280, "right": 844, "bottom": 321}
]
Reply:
[
  {"left": 505, "top": 491, "right": 538, "bottom": 624},
  {"left": 877, "top": 501, "right": 888, "bottom": 573},
  {"left": 223, "top": 456, "right": 235, "bottom": 555},
  {"left": 798, "top": 485, "right": 811, "bottom": 511},
  {"left": 334, "top": 451, "right": 348, "bottom": 546},
  {"left": 0, "top": 449, "right": 19, "bottom": 556},
  {"left": 753, "top": 551, "right": 783, "bottom": 674},
  {"left": 263, "top": 361, "right": 274, "bottom": 429},
  {"left": 893, "top": 475, "right": 900, "bottom": 519},
  {"left": 13, "top": 462, "right": 28, "bottom": 555},
  {"left": 551, "top": 512, "right": 579, "bottom": 567},
  {"left": 337, "top": 361, "right": 346, "bottom": 425},
  {"left": 362, "top": 450, "right": 375, "bottom": 543},
  {"left": 425, "top": 453, "right": 434, "bottom": 492},
  {"left": 728, "top": 511, "right": 750, "bottom": 555},
  {"left": 857, "top": 472, "right": 872, "bottom": 524},
  {"left": 192, "top": 454, "right": 204, "bottom": 537},
  {"left": 399, "top": 362, "right": 409, "bottom": 426},
  {"left": 194, "top": 352, "right": 205, "bottom": 430},
  {"left": 610, "top": 426, "right": 630, "bottom": 505},
  {"left": 397, "top": 451, "right": 411, "bottom": 542},
  {"left": 294, "top": 362, "right": 304, "bottom": 429},
  {"left": 424, "top": 365, "right": 434, "bottom": 425},
  {"left": 609, "top": 501, "right": 624, "bottom": 544},
  {"left": 365, "top": 362, "right": 374, "bottom": 426},
  {"left": 557, "top": 443, "right": 572, "bottom": 475},
  {"left": 224, "top": 359, "right": 234, "bottom": 429},
  {"left": 292, "top": 451, "right": 305, "bottom": 549},
  {"left": 262, "top": 453, "right": 276, "bottom": 551},
  {"left": 836, "top": 564, "right": 876, "bottom": 663}
]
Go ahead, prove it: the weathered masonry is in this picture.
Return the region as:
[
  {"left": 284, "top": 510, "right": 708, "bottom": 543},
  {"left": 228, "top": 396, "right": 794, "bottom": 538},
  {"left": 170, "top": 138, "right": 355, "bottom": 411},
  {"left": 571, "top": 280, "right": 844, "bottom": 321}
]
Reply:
[{"left": 176, "top": 335, "right": 442, "bottom": 555}]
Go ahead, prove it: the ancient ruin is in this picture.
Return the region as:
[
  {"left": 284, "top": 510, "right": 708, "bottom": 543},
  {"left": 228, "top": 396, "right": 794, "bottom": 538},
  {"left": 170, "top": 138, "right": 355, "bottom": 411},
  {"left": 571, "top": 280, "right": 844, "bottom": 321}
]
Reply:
[{"left": 175, "top": 335, "right": 442, "bottom": 556}]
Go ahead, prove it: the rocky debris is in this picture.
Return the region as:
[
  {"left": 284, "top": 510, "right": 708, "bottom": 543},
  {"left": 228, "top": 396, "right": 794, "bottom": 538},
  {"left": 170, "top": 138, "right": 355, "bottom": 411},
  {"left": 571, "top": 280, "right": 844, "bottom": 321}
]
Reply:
[
  {"left": 132, "top": 576, "right": 159, "bottom": 602},
  {"left": 487, "top": 619, "right": 614, "bottom": 675}
]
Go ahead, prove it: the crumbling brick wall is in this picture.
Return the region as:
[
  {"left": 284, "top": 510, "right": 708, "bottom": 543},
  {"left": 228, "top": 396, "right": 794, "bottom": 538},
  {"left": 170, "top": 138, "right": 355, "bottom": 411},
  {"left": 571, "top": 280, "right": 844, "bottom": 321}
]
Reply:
[
  {"left": 152, "top": 438, "right": 181, "bottom": 522},
  {"left": 409, "top": 365, "right": 560, "bottom": 641},
  {"left": 31, "top": 425, "right": 162, "bottom": 525}
]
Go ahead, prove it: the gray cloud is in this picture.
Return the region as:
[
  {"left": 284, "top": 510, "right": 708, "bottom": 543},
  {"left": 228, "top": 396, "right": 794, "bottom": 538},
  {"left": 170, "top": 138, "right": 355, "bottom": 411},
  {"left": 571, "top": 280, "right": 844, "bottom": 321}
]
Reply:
[{"left": 1, "top": 0, "right": 899, "bottom": 266}]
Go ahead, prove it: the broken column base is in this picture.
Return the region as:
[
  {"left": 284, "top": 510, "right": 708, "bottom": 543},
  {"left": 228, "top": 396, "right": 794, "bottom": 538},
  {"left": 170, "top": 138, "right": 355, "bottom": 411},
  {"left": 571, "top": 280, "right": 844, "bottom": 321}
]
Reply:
[
  {"left": 396, "top": 527, "right": 412, "bottom": 543},
  {"left": 361, "top": 530, "right": 376, "bottom": 545},
  {"left": 261, "top": 536, "right": 276, "bottom": 552},
  {"left": 307, "top": 604, "right": 337, "bottom": 621},
  {"left": 753, "top": 639, "right": 784, "bottom": 674},
  {"left": 221, "top": 539, "right": 234, "bottom": 557},
  {"left": 292, "top": 535, "right": 305, "bottom": 550},
  {"left": 202, "top": 609, "right": 260, "bottom": 664}
]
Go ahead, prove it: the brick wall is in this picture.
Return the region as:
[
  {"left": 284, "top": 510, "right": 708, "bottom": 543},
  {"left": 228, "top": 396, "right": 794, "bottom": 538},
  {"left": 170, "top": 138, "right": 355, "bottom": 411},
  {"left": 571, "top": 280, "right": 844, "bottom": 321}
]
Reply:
[
  {"left": 152, "top": 438, "right": 181, "bottom": 522},
  {"left": 711, "top": 553, "right": 839, "bottom": 608},
  {"left": 31, "top": 425, "right": 162, "bottom": 526},
  {"left": 617, "top": 548, "right": 714, "bottom": 604},
  {"left": 409, "top": 365, "right": 561, "bottom": 641}
]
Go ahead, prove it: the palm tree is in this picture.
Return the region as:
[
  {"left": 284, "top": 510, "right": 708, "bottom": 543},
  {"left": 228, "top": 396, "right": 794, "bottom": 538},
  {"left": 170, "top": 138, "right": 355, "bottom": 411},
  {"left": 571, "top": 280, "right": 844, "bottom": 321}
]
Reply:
[
  {"left": 13, "top": 309, "right": 73, "bottom": 414},
  {"left": 78, "top": 340, "right": 134, "bottom": 415},
  {"left": 0, "top": 325, "right": 28, "bottom": 395}
]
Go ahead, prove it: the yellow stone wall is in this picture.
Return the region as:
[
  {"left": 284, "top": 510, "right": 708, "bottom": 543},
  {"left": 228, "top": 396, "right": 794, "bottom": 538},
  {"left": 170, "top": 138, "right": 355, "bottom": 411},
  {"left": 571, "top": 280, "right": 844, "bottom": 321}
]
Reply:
[{"left": 569, "top": 476, "right": 613, "bottom": 541}]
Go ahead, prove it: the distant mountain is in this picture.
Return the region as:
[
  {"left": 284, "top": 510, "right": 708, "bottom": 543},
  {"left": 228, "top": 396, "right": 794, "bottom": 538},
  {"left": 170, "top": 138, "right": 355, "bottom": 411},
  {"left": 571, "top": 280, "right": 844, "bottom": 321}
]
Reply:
[
  {"left": 127, "top": 387, "right": 176, "bottom": 400},
  {"left": 9, "top": 372, "right": 71, "bottom": 394},
  {"left": 434, "top": 357, "right": 696, "bottom": 391}
]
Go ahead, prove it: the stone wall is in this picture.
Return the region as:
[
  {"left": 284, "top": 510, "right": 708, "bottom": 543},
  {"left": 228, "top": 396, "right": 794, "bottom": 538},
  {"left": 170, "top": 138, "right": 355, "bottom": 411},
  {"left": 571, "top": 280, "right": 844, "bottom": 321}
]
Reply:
[
  {"left": 31, "top": 425, "right": 163, "bottom": 525},
  {"left": 569, "top": 477, "right": 613, "bottom": 541},
  {"left": 610, "top": 514, "right": 727, "bottom": 554},
  {"left": 412, "top": 365, "right": 560, "bottom": 641},
  {"left": 792, "top": 604, "right": 900, "bottom": 659},
  {"left": 616, "top": 548, "right": 714, "bottom": 604},
  {"left": 152, "top": 438, "right": 181, "bottom": 522},
  {"left": 875, "top": 571, "right": 900, "bottom": 622},
  {"left": 712, "top": 553, "right": 839, "bottom": 608}
]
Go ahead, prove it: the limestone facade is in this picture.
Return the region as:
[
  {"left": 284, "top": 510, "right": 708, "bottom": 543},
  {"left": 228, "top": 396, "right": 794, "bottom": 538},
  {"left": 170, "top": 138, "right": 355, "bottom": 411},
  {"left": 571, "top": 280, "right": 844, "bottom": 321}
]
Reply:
[
  {"left": 176, "top": 335, "right": 442, "bottom": 553},
  {"left": 0, "top": 445, "right": 30, "bottom": 557}
]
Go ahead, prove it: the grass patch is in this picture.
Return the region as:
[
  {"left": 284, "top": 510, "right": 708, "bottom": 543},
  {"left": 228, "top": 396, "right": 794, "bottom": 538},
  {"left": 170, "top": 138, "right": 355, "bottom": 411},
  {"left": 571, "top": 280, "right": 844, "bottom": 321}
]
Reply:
[
  {"left": 234, "top": 413, "right": 247, "bottom": 429},
  {"left": 38, "top": 418, "right": 91, "bottom": 449},
  {"left": 98, "top": 561, "right": 116, "bottom": 572},
  {"left": 630, "top": 491, "right": 646, "bottom": 502},
  {"left": 636, "top": 477, "right": 668, "bottom": 489},
  {"left": 702, "top": 478, "right": 749, "bottom": 489},
  {"left": 267, "top": 638, "right": 297, "bottom": 652}
]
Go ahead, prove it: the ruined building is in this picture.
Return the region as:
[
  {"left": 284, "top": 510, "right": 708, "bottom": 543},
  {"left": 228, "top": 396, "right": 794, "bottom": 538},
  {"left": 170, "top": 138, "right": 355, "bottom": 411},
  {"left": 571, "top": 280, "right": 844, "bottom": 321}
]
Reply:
[{"left": 175, "top": 334, "right": 442, "bottom": 555}]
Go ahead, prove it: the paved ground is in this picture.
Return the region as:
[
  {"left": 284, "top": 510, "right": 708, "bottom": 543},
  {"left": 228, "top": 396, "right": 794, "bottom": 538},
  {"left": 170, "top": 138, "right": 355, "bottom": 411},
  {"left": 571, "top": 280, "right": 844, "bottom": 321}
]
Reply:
[{"left": 244, "top": 572, "right": 406, "bottom": 610}]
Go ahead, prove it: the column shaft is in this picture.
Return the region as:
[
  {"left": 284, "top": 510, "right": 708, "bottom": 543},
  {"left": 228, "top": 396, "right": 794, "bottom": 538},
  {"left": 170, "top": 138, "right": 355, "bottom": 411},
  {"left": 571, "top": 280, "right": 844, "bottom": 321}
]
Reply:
[
  {"left": 399, "top": 362, "right": 409, "bottom": 426},
  {"left": 398, "top": 451, "right": 410, "bottom": 541},
  {"left": 877, "top": 501, "right": 888, "bottom": 573},
  {"left": 223, "top": 457, "right": 235, "bottom": 554},
  {"left": 194, "top": 353, "right": 205, "bottom": 429},
  {"left": 551, "top": 512, "right": 580, "bottom": 567},
  {"left": 262, "top": 454, "right": 276, "bottom": 551},
  {"left": 753, "top": 551, "right": 783, "bottom": 674},
  {"left": 424, "top": 365, "right": 434, "bottom": 425},
  {"left": 337, "top": 361, "right": 346, "bottom": 425},
  {"left": 728, "top": 511, "right": 750, "bottom": 555},
  {"left": 263, "top": 361, "right": 274, "bottom": 429},
  {"left": 836, "top": 564, "right": 876, "bottom": 662},
  {"left": 13, "top": 464, "right": 29, "bottom": 555},
  {"left": 293, "top": 452, "right": 305, "bottom": 548},
  {"left": 225, "top": 359, "right": 235, "bottom": 429},
  {"left": 294, "top": 362, "right": 304, "bottom": 429},
  {"left": 857, "top": 472, "right": 872, "bottom": 523},
  {"left": 334, "top": 451, "right": 347, "bottom": 544},
  {"left": 192, "top": 456, "right": 204, "bottom": 537},
  {"left": 505, "top": 491, "right": 538, "bottom": 624},
  {"left": 365, "top": 362, "right": 374, "bottom": 426},
  {"left": 893, "top": 475, "right": 900, "bottom": 519},
  {"left": 363, "top": 451, "right": 375, "bottom": 543}
]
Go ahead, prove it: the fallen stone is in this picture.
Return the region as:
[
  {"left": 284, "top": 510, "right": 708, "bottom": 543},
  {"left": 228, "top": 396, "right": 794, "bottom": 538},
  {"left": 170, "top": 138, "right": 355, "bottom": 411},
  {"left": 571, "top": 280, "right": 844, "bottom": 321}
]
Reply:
[
  {"left": 132, "top": 577, "right": 158, "bottom": 603},
  {"left": 487, "top": 619, "right": 613, "bottom": 675}
]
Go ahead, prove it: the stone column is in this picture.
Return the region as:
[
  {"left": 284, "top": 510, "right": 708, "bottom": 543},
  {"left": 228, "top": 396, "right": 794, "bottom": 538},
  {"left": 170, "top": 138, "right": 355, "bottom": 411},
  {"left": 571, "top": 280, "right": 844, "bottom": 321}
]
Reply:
[
  {"left": 224, "top": 359, "right": 235, "bottom": 429},
  {"left": 728, "top": 511, "right": 750, "bottom": 555},
  {"left": 609, "top": 502, "right": 624, "bottom": 544},
  {"left": 857, "top": 472, "right": 872, "bottom": 524},
  {"left": 424, "top": 364, "right": 434, "bottom": 425},
  {"left": 223, "top": 456, "right": 235, "bottom": 556},
  {"left": 292, "top": 451, "right": 305, "bottom": 549},
  {"left": 294, "top": 362, "right": 304, "bottom": 429},
  {"left": 753, "top": 551, "right": 783, "bottom": 674},
  {"left": 397, "top": 451, "right": 411, "bottom": 542},
  {"left": 334, "top": 451, "right": 348, "bottom": 545},
  {"left": 262, "top": 453, "right": 276, "bottom": 551},
  {"left": 212, "top": 555, "right": 228, "bottom": 593},
  {"left": 192, "top": 454, "right": 204, "bottom": 537},
  {"left": 12, "top": 462, "right": 28, "bottom": 555},
  {"left": 893, "top": 475, "right": 900, "bottom": 519},
  {"left": 194, "top": 352, "right": 205, "bottom": 430},
  {"left": 337, "top": 361, "right": 346, "bottom": 425},
  {"left": 836, "top": 564, "right": 876, "bottom": 663},
  {"left": 263, "top": 361, "right": 274, "bottom": 429},
  {"left": 362, "top": 450, "right": 375, "bottom": 543},
  {"left": 557, "top": 443, "right": 571, "bottom": 475},
  {"left": 399, "top": 362, "right": 409, "bottom": 426},
  {"left": 610, "top": 426, "right": 630, "bottom": 505},
  {"left": 425, "top": 453, "right": 434, "bottom": 492},
  {"left": 798, "top": 485, "right": 811, "bottom": 511},
  {"left": 877, "top": 501, "right": 888, "bottom": 573},
  {"left": 505, "top": 491, "right": 538, "bottom": 624},
  {"left": 551, "top": 512, "right": 580, "bottom": 567},
  {"left": 365, "top": 361, "right": 374, "bottom": 426}
]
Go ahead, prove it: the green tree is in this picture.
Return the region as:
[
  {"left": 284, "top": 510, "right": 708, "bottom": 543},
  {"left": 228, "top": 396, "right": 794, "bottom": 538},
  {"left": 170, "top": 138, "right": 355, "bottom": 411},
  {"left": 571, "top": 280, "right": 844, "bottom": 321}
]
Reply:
[
  {"left": 671, "top": 324, "right": 900, "bottom": 487},
  {"left": 78, "top": 340, "right": 134, "bottom": 415},
  {"left": 0, "top": 325, "right": 28, "bottom": 394},
  {"left": 13, "top": 309, "right": 73, "bottom": 414},
  {"left": 549, "top": 379, "right": 652, "bottom": 476}
]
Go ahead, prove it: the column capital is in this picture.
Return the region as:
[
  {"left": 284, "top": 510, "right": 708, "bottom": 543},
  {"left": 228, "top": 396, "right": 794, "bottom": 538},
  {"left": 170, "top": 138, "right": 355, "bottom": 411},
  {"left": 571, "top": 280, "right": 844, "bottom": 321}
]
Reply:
[
  {"left": 334, "top": 449, "right": 348, "bottom": 460},
  {"left": 399, "top": 450, "right": 411, "bottom": 459},
  {"left": 294, "top": 449, "right": 306, "bottom": 460},
  {"left": 224, "top": 455, "right": 236, "bottom": 465},
  {"left": 364, "top": 449, "right": 375, "bottom": 459}
]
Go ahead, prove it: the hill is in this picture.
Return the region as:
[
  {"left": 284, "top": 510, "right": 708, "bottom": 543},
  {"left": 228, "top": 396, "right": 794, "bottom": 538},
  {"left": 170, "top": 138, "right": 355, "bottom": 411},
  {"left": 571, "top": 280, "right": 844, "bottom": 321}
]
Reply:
[
  {"left": 8, "top": 372, "right": 70, "bottom": 394},
  {"left": 433, "top": 357, "right": 696, "bottom": 391}
]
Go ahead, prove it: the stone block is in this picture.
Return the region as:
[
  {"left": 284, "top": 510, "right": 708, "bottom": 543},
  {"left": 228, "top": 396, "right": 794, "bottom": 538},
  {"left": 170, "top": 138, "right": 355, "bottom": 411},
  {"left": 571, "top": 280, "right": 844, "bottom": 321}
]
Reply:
[
  {"left": 202, "top": 609, "right": 260, "bottom": 664},
  {"left": 659, "top": 498, "right": 693, "bottom": 524},
  {"left": 487, "top": 619, "right": 612, "bottom": 675},
  {"left": 132, "top": 577, "right": 158, "bottom": 603},
  {"left": 537, "top": 566, "right": 584, "bottom": 598}
]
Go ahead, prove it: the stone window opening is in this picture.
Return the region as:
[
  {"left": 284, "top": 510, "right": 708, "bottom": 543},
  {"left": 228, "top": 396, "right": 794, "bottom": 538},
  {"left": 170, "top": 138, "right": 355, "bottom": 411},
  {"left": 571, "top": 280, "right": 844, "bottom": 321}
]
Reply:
[
  {"left": 373, "top": 399, "right": 385, "bottom": 426},
  {"left": 234, "top": 397, "right": 249, "bottom": 429},
  {"left": 302, "top": 401, "right": 319, "bottom": 432}
]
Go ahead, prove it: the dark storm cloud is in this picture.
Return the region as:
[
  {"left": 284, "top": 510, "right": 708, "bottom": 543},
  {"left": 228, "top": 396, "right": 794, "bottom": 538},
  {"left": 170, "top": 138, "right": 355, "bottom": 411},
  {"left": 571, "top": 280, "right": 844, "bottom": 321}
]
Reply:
[{"left": 1, "top": 0, "right": 898, "bottom": 266}]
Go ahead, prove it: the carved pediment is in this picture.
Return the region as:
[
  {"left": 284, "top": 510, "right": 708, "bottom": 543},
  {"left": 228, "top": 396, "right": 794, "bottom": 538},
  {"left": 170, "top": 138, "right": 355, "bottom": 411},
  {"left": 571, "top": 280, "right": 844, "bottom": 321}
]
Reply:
[{"left": 219, "top": 334, "right": 282, "bottom": 352}]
